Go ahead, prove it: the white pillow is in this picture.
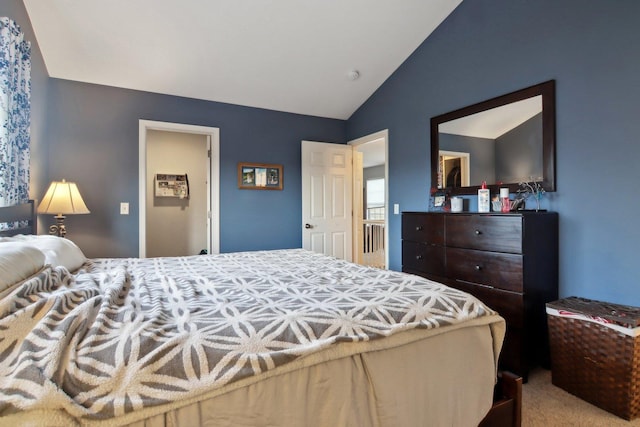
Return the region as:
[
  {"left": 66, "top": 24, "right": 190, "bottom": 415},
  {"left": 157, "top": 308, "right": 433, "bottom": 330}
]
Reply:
[
  {"left": 0, "top": 242, "right": 46, "bottom": 292},
  {"left": 0, "top": 234, "right": 33, "bottom": 242},
  {"left": 3, "top": 235, "right": 87, "bottom": 271},
  {"left": 25, "top": 235, "right": 87, "bottom": 271}
]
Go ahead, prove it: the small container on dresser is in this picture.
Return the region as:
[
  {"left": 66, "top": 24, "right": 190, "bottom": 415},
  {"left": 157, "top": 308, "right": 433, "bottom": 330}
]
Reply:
[{"left": 402, "top": 211, "right": 558, "bottom": 380}]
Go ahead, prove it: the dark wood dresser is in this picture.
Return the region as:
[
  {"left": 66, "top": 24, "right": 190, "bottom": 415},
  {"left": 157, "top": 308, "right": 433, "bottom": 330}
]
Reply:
[{"left": 402, "top": 211, "right": 558, "bottom": 380}]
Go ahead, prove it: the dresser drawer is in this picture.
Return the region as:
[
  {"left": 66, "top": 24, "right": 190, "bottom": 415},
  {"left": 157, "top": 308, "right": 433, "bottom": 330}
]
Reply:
[
  {"left": 447, "top": 280, "right": 524, "bottom": 328},
  {"left": 446, "top": 247, "right": 523, "bottom": 292},
  {"left": 402, "top": 214, "right": 444, "bottom": 245},
  {"left": 402, "top": 241, "right": 445, "bottom": 277},
  {"left": 402, "top": 211, "right": 558, "bottom": 380},
  {"left": 445, "top": 215, "right": 522, "bottom": 253}
]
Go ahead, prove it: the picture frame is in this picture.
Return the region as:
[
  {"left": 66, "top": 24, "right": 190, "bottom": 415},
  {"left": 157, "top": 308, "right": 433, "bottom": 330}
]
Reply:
[
  {"left": 237, "top": 163, "right": 283, "bottom": 190},
  {"left": 429, "top": 188, "right": 450, "bottom": 212}
]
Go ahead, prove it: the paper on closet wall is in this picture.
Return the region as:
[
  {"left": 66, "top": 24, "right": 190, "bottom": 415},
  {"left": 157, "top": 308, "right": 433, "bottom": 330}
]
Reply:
[{"left": 155, "top": 173, "right": 189, "bottom": 198}]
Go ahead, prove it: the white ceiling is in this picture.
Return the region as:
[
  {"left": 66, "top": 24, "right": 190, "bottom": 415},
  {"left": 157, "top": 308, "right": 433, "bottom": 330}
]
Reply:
[
  {"left": 23, "top": 0, "right": 462, "bottom": 120},
  {"left": 439, "top": 96, "right": 543, "bottom": 139}
]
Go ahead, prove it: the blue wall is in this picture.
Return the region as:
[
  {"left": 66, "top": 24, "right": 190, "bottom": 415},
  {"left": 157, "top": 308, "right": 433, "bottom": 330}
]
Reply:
[
  {"left": 44, "top": 80, "right": 346, "bottom": 258},
  {"left": 496, "top": 113, "right": 543, "bottom": 184},
  {"left": 347, "top": 0, "right": 640, "bottom": 306}
]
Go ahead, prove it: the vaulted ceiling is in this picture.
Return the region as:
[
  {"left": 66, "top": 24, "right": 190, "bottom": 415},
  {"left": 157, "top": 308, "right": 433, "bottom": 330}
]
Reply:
[{"left": 23, "top": 0, "right": 462, "bottom": 120}]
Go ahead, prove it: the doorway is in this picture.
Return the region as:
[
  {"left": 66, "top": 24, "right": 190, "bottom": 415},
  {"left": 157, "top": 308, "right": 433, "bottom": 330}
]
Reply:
[
  {"left": 145, "top": 130, "right": 207, "bottom": 257},
  {"left": 138, "top": 120, "right": 220, "bottom": 258},
  {"left": 349, "top": 130, "right": 388, "bottom": 269},
  {"left": 439, "top": 150, "right": 470, "bottom": 188},
  {"left": 300, "top": 132, "right": 388, "bottom": 268}
]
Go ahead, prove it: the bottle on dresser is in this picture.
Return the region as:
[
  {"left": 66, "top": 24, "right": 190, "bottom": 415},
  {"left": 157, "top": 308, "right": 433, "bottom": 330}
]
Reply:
[
  {"left": 478, "top": 181, "right": 490, "bottom": 213},
  {"left": 500, "top": 187, "right": 511, "bottom": 213}
]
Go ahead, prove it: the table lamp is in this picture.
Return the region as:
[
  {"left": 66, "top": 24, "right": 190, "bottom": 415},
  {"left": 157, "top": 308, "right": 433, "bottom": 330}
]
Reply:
[{"left": 37, "top": 179, "right": 90, "bottom": 237}]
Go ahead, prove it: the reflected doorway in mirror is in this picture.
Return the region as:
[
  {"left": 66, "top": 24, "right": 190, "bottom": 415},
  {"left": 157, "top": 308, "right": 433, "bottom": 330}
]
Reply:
[{"left": 438, "top": 150, "right": 470, "bottom": 189}]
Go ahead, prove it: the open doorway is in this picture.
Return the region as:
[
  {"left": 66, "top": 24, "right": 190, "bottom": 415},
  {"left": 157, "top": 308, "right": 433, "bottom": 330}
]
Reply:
[
  {"left": 145, "top": 130, "right": 208, "bottom": 257},
  {"left": 138, "top": 120, "right": 220, "bottom": 258},
  {"left": 349, "top": 130, "right": 388, "bottom": 269},
  {"left": 439, "top": 150, "right": 470, "bottom": 188}
]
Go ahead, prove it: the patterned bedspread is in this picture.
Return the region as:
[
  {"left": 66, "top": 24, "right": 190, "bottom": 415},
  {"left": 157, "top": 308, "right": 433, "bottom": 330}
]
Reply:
[{"left": 0, "top": 249, "right": 496, "bottom": 421}]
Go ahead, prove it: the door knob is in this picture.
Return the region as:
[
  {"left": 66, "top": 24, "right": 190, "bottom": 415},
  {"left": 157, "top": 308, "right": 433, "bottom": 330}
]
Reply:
[{"left": 305, "top": 223, "right": 313, "bottom": 229}]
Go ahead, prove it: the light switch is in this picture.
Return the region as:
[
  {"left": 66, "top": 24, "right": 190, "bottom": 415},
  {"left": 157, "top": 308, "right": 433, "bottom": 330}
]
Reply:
[
  {"left": 394, "top": 203, "right": 400, "bottom": 215},
  {"left": 120, "top": 202, "right": 129, "bottom": 215}
]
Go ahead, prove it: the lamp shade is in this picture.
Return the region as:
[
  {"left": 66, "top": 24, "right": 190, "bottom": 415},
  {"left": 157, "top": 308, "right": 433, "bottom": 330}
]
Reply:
[{"left": 37, "top": 179, "right": 90, "bottom": 215}]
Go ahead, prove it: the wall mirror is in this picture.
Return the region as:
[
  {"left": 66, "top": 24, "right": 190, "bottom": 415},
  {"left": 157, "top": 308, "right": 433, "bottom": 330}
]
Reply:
[{"left": 430, "top": 80, "right": 556, "bottom": 195}]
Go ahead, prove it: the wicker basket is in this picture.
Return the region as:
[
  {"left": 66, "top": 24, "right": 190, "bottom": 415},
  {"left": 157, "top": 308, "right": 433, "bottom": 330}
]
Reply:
[{"left": 546, "top": 297, "right": 640, "bottom": 420}]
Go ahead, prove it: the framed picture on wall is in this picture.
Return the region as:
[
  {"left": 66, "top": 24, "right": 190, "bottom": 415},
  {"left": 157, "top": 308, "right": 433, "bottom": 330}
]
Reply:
[{"left": 237, "top": 163, "right": 283, "bottom": 190}]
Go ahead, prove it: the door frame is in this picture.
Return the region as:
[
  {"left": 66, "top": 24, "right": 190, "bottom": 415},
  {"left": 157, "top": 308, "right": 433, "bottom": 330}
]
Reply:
[
  {"left": 348, "top": 129, "right": 389, "bottom": 269},
  {"left": 138, "top": 120, "right": 220, "bottom": 258}
]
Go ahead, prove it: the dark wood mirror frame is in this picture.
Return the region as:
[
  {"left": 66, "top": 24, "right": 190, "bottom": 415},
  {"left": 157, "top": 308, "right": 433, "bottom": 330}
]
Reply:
[{"left": 430, "top": 80, "right": 556, "bottom": 195}]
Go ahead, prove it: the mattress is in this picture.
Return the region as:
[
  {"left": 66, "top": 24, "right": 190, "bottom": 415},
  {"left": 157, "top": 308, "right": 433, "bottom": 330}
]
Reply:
[{"left": 0, "top": 247, "right": 505, "bottom": 426}]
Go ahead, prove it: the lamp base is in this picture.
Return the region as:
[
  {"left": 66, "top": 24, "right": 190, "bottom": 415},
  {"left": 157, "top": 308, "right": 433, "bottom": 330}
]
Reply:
[{"left": 49, "top": 214, "right": 67, "bottom": 238}]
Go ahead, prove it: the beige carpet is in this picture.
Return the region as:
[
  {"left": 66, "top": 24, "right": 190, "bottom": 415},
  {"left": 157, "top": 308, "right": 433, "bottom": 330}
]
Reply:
[{"left": 523, "top": 368, "right": 639, "bottom": 426}]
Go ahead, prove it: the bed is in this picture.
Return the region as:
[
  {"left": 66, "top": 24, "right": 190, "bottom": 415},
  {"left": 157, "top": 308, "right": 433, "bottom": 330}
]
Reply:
[{"left": 0, "top": 202, "right": 509, "bottom": 427}]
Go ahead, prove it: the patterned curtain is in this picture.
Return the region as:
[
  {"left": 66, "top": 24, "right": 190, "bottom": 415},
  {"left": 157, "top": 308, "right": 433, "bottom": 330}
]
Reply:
[{"left": 0, "top": 17, "right": 31, "bottom": 209}]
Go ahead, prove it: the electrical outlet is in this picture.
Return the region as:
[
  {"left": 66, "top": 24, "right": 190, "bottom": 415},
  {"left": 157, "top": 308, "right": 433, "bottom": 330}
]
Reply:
[
  {"left": 394, "top": 203, "right": 400, "bottom": 215},
  {"left": 120, "top": 202, "right": 129, "bottom": 215}
]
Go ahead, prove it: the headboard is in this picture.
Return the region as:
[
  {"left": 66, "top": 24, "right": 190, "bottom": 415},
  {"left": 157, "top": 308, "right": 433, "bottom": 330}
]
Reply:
[{"left": 0, "top": 200, "right": 37, "bottom": 237}]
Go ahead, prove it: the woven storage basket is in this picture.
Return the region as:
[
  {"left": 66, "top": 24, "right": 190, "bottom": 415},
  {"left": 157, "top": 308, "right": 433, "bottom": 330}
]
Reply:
[{"left": 546, "top": 297, "right": 640, "bottom": 420}]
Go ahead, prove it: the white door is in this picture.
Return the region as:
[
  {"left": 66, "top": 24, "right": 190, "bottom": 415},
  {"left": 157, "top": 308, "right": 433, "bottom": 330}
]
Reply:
[{"left": 301, "top": 141, "right": 353, "bottom": 261}]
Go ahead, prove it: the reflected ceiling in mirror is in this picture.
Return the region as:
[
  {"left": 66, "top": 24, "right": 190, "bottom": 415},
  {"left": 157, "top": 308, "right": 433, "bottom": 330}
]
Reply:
[{"left": 430, "top": 80, "right": 555, "bottom": 195}]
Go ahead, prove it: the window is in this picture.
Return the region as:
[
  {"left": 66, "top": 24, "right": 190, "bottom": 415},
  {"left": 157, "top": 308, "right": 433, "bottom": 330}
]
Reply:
[{"left": 365, "top": 178, "right": 384, "bottom": 220}]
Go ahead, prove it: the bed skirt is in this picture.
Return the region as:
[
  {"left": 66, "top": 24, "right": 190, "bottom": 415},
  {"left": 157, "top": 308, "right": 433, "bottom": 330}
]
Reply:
[{"left": 4, "top": 315, "right": 504, "bottom": 427}]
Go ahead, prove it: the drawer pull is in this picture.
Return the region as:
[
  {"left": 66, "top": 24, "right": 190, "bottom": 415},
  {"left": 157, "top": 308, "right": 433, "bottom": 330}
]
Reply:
[
  {"left": 416, "top": 255, "right": 423, "bottom": 260},
  {"left": 475, "top": 265, "right": 482, "bottom": 271},
  {"left": 474, "top": 229, "right": 482, "bottom": 235},
  {"left": 415, "top": 226, "right": 423, "bottom": 231}
]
